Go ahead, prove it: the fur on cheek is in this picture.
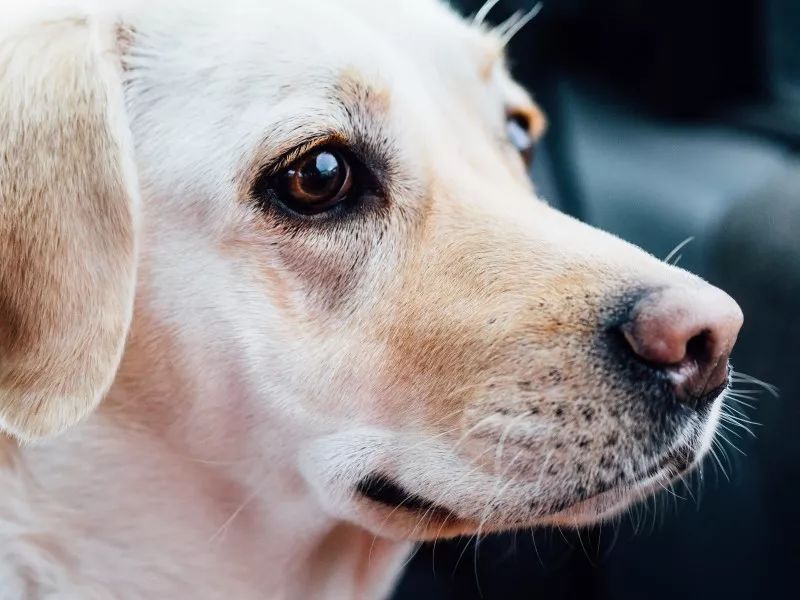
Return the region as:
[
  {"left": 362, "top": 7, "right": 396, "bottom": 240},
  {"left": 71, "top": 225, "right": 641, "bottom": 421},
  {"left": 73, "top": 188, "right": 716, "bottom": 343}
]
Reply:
[{"left": 0, "top": 450, "right": 104, "bottom": 598}]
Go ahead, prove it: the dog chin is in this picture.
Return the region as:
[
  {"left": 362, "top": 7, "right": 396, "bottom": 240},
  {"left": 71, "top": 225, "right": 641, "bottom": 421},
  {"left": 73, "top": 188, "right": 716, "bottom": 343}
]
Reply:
[
  {"left": 346, "top": 394, "right": 723, "bottom": 541},
  {"left": 354, "top": 441, "right": 710, "bottom": 541},
  {"left": 352, "top": 479, "right": 649, "bottom": 542},
  {"left": 535, "top": 466, "right": 685, "bottom": 528}
]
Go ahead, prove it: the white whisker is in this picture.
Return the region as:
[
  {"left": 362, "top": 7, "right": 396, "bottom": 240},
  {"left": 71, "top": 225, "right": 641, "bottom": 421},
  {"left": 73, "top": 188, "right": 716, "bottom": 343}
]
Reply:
[
  {"left": 207, "top": 480, "right": 265, "bottom": 544},
  {"left": 720, "top": 416, "right": 757, "bottom": 438},
  {"left": 725, "top": 396, "right": 757, "bottom": 409},
  {"left": 716, "top": 421, "right": 746, "bottom": 446},
  {"left": 499, "top": 2, "right": 543, "bottom": 46},
  {"left": 707, "top": 442, "right": 729, "bottom": 482},
  {"left": 473, "top": 0, "right": 502, "bottom": 26},
  {"left": 664, "top": 236, "right": 695, "bottom": 265},
  {"left": 451, "top": 414, "right": 498, "bottom": 454},
  {"left": 719, "top": 438, "right": 735, "bottom": 467},
  {"left": 730, "top": 370, "right": 779, "bottom": 397},
  {"left": 716, "top": 428, "right": 746, "bottom": 456},
  {"left": 721, "top": 401, "right": 757, "bottom": 422},
  {"left": 493, "top": 413, "right": 527, "bottom": 475}
]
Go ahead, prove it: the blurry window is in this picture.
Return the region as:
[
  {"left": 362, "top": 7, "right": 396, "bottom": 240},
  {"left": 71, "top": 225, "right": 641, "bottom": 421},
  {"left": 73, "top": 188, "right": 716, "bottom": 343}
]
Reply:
[{"left": 769, "top": 0, "right": 800, "bottom": 100}]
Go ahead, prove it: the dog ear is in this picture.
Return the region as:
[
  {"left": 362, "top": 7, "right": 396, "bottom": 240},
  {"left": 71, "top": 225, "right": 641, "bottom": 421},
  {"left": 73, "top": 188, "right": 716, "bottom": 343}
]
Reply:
[{"left": 0, "top": 17, "right": 139, "bottom": 441}]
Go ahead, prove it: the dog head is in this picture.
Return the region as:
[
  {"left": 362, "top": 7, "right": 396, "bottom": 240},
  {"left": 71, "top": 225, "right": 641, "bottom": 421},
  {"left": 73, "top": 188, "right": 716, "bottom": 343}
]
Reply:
[{"left": 0, "top": 0, "right": 742, "bottom": 540}]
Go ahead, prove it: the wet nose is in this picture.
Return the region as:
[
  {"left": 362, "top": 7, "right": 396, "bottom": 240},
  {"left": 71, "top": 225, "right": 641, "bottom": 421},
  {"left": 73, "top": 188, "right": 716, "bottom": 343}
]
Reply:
[{"left": 619, "top": 285, "right": 743, "bottom": 410}]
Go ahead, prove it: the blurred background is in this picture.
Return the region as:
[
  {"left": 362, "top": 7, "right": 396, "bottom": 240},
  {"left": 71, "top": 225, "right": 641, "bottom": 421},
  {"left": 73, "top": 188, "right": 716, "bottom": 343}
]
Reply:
[{"left": 394, "top": 0, "right": 800, "bottom": 598}]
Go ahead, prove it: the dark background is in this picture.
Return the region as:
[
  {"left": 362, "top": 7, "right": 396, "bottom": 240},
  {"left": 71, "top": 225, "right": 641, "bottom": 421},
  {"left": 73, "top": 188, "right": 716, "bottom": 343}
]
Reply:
[{"left": 394, "top": 1, "right": 800, "bottom": 598}]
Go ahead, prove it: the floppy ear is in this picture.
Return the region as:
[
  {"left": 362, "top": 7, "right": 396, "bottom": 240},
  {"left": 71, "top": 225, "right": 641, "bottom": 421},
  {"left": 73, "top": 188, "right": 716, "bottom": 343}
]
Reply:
[{"left": 0, "top": 16, "right": 139, "bottom": 441}]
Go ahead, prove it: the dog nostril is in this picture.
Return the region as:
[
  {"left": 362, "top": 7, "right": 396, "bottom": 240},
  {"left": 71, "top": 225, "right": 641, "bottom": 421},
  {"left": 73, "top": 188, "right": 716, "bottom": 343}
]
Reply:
[
  {"left": 685, "top": 330, "right": 712, "bottom": 365},
  {"left": 619, "top": 285, "right": 743, "bottom": 410}
]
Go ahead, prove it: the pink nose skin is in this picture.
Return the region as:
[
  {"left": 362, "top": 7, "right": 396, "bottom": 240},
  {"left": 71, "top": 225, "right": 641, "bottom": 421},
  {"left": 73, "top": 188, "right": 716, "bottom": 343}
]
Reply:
[{"left": 621, "top": 285, "right": 744, "bottom": 405}]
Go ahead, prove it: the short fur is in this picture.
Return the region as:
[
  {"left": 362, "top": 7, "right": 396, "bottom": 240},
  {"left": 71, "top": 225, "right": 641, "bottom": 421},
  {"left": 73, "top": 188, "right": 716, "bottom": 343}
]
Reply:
[{"left": 0, "top": 1, "right": 740, "bottom": 598}]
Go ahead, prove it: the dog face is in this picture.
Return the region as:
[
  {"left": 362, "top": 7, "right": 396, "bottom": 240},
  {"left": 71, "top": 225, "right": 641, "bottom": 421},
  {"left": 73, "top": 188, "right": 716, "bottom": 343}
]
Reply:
[{"left": 1, "top": 0, "right": 742, "bottom": 541}]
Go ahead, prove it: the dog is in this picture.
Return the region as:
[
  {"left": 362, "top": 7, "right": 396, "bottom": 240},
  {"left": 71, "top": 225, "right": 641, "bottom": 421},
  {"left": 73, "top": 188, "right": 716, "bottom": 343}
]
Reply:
[{"left": 0, "top": 0, "right": 744, "bottom": 598}]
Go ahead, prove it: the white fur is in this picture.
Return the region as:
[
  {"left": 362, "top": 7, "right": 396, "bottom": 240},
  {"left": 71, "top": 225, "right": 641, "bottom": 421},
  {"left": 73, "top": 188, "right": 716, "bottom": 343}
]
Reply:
[{"left": 0, "top": 1, "right": 736, "bottom": 598}]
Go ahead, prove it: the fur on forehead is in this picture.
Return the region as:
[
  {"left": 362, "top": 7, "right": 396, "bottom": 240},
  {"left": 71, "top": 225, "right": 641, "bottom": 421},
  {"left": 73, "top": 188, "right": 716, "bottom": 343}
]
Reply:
[
  {"left": 117, "top": 0, "right": 521, "bottom": 206},
  {"left": 121, "top": 0, "right": 500, "bottom": 69},
  {"left": 126, "top": 2, "right": 504, "bottom": 96}
]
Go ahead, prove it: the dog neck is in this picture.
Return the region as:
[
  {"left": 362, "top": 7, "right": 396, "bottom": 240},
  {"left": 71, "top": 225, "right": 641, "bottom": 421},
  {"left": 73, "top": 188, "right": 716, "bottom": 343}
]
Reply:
[{"left": 1, "top": 310, "right": 411, "bottom": 599}]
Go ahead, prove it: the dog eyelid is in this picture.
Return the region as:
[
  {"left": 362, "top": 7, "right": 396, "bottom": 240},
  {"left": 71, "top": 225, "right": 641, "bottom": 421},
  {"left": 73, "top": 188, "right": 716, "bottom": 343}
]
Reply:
[{"left": 259, "top": 133, "right": 348, "bottom": 178}]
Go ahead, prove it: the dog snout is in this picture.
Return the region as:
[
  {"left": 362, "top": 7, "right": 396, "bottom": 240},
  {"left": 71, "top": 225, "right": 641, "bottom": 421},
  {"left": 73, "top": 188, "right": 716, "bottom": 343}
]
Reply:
[{"left": 618, "top": 285, "right": 743, "bottom": 410}]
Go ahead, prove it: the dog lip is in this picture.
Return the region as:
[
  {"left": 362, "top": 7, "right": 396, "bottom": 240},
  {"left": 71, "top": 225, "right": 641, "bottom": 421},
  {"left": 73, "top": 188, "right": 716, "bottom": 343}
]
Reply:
[
  {"left": 680, "top": 378, "right": 729, "bottom": 413},
  {"left": 543, "top": 444, "right": 700, "bottom": 523},
  {"left": 355, "top": 473, "right": 455, "bottom": 518}
]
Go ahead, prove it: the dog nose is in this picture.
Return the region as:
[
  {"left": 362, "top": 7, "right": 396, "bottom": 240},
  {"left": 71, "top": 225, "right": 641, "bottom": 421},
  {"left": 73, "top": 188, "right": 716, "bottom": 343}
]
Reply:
[{"left": 619, "top": 285, "right": 743, "bottom": 409}]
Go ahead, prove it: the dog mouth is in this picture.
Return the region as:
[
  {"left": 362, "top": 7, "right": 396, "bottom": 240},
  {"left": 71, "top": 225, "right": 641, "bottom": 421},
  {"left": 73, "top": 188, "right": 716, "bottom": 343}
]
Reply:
[
  {"left": 355, "top": 474, "right": 459, "bottom": 521},
  {"left": 354, "top": 443, "right": 701, "bottom": 535},
  {"left": 351, "top": 382, "right": 720, "bottom": 537}
]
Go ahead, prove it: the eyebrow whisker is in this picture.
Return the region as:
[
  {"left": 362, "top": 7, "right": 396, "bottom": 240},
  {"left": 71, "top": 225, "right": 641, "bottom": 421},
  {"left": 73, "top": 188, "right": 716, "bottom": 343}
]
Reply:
[
  {"left": 473, "top": 0, "right": 503, "bottom": 26},
  {"left": 498, "top": 2, "right": 543, "bottom": 47}
]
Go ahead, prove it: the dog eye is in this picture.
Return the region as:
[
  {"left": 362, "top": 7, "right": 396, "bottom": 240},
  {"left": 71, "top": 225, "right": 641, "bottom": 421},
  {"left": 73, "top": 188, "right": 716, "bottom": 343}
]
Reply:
[
  {"left": 274, "top": 147, "right": 353, "bottom": 214},
  {"left": 506, "top": 113, "right": 535, "bottom": 166}
]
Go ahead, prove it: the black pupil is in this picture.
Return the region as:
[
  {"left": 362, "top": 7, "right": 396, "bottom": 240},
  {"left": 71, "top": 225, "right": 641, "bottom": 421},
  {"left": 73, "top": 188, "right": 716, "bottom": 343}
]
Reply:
[{"left": 295, "top": 151, "right": 342, "bottom": 200}]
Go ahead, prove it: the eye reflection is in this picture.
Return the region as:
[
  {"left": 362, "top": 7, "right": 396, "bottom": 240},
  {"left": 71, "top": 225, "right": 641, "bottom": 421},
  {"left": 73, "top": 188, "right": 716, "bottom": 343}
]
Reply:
[{"left": 277, "top": 147, "right": 353, "bottom": 214}]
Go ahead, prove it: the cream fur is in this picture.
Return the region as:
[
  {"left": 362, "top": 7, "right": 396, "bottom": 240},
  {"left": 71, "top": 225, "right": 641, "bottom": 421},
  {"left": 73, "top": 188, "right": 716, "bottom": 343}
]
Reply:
[
  {"left": 0, "top": 1, "right": 742, "bottom": 598},
  {"left": 0, "top": 14, "right": 138, "bottom": 440}
]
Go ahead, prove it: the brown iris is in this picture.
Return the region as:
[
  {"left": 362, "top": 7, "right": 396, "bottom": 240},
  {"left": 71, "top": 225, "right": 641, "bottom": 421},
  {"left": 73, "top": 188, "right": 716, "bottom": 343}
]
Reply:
[{"left": 278, "top": 148, "right": 353, "bottom": 214}]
